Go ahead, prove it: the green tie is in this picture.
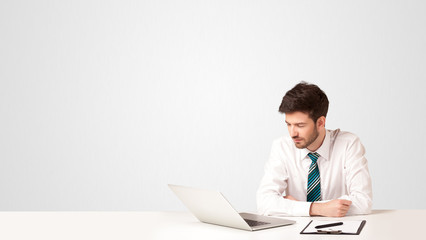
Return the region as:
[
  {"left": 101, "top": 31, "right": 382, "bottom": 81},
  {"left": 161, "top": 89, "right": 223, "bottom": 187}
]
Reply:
[{"left": 307, "top": 152, "right": 321, "bottom": 202}]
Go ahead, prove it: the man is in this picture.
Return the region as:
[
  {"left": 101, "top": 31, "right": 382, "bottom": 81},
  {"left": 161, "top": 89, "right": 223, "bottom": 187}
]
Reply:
[{"left": 257, "top": 82, "right": 372, "bottom": 217}]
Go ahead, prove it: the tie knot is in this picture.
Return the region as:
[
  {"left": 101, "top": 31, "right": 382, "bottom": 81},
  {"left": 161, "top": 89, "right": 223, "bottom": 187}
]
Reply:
[{"left": 308, "top": 152, "right": 320, "bottom": 163}]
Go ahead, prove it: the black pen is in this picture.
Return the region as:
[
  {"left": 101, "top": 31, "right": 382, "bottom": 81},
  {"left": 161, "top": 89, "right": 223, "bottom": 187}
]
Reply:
[
  {"left": 317, "top": 230, "right": 342, "bottom": 234},
  {"left": 315, "top": 222, "right": 343, "bottom": 229}
]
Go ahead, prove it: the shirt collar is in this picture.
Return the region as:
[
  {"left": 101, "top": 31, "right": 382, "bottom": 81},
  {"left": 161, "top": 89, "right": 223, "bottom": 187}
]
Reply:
[{"left": 300, "top": 129, "right": 331, "bottom": 161}]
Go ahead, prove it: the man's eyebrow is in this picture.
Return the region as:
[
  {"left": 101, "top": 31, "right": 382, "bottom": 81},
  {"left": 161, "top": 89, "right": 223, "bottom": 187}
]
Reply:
[{"left": 285, "top": 121, "right": 307, "bottom": 125}]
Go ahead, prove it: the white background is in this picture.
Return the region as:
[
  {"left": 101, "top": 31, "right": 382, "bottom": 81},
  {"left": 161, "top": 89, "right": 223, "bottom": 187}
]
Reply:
[{"left": 1, "top": 0, "right": 425, "bottom": 211}]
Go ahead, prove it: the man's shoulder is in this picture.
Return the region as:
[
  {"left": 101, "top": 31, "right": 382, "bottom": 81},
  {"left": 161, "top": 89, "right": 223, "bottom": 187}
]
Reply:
[{"left": 329, "top": 129, "right": 362, "bottom": 146}]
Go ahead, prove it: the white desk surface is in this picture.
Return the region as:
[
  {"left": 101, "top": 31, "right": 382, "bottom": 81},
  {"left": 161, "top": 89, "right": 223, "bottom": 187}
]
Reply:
[{"left": 0, "top": 210, "right": 423, "bottom": 239}]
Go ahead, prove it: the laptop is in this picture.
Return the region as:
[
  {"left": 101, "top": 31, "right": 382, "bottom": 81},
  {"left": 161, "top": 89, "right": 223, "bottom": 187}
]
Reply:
[{"left": 168, "top": 184, "right": 295, "bottom": 231}]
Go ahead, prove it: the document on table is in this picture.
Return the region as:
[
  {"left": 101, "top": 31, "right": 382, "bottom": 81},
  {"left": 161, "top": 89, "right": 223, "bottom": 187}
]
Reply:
[{"left": 300, "top": 220, "right": 366, "bottom": 235}]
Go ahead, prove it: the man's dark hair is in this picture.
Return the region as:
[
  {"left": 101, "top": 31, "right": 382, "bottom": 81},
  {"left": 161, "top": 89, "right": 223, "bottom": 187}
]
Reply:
[{"left": 278, "top": 82, "right": 329, "bottom": 123}]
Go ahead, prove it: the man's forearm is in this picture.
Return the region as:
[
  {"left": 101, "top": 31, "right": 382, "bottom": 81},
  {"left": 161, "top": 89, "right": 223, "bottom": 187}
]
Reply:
[
  {"left": 257, "top": 193, "right": 312, "bottom": 216},
  {"left": 309, "top": 199, "right": 352, "bottom": 217},
  {"left": 342, "top": 194, "right": 372, "bottom": 215}
]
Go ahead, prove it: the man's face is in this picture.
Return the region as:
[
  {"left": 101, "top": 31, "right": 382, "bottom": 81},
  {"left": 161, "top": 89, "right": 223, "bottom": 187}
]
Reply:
[{"left": 285, "top": 111, "right": 319, "bottom": 149}]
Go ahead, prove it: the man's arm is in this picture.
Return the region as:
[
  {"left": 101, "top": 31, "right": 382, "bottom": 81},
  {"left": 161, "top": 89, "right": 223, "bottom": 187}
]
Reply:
[
  {"left": 257, "top": 140, "right": 312, "bottom": 216},
  {"left": 309, "top": 199, "right": 352, "bottom": 217},
  {"left": 339, "top": 136, "right": 373, "bottom": 215},
  {"left": 282, "top": 195, "right": 352, "bottom": 217}
]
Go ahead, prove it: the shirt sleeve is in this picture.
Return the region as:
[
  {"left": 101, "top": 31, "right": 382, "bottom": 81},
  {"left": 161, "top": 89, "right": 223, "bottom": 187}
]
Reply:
[
  {"left": 338, "top": 136, "right": 373, "bottom": 215},
  {"left": 256, "top": 140, "right": 312, "bottom": 217}
]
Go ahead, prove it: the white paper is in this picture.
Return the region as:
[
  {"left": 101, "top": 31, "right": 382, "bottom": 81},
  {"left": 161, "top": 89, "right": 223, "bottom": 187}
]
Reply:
[{"left": 303, "top": 220, "right": 364, "bottom": 234}]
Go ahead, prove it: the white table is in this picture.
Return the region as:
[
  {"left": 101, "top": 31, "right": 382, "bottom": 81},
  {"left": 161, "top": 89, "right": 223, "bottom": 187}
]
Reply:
[{"left": 0, "top": 210, "right": 423, "bottom": 239}]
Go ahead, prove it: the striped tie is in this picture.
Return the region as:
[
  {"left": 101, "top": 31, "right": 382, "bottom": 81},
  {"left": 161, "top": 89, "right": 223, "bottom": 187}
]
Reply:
[{"left": 307, "top": 152, "right": 321, "bottom": 202}]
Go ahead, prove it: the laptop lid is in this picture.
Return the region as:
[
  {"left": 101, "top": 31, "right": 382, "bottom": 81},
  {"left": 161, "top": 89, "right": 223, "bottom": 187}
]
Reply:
[{"left": 168, "top": 184, "right": 295, "bottom": 231}]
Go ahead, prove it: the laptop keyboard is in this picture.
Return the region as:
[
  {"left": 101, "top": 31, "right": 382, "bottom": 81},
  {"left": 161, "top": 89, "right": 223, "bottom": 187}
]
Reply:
[{"left": 244, "top": 219, "right": 270, "bottom": 227}]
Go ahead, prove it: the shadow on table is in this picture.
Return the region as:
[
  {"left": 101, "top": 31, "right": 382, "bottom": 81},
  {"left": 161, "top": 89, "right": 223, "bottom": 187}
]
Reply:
[{"left": 371, "top": 209, "right": 396, "bottom": 215}]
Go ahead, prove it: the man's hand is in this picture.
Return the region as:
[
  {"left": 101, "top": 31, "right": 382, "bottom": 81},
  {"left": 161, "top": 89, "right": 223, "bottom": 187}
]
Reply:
[
  {"left": 309, "top": 199, "right": 352, "bottom": 217},
  {"left": 283, "top": 195, "right": 298, "bottom": 201}
]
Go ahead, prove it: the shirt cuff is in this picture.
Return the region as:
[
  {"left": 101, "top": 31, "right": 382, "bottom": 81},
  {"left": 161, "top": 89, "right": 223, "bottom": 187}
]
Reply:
[{"left": 288, "top": 201, "right": 312, "bottom": 216}]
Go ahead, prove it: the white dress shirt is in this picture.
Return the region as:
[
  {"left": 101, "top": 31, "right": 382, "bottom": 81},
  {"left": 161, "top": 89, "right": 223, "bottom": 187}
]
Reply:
[{"left": 257, "top": 129, "right": 372, "bottom": 216}]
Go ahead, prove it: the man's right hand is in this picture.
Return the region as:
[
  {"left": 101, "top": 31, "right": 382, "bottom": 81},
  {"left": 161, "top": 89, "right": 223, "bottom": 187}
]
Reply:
[{"left": 309, "top": 199, "right": 352, "bottom": 217}]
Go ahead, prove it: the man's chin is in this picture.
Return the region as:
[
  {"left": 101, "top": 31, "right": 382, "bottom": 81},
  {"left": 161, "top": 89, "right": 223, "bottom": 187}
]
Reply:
[{"left": 294, "top": 142, "right": 306, "bottom": 149}]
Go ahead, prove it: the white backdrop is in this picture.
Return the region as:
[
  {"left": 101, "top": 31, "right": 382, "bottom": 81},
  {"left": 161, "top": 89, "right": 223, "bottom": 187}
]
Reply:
[{"left": 1, "top": 0, "right": 425, "bottom": 211}]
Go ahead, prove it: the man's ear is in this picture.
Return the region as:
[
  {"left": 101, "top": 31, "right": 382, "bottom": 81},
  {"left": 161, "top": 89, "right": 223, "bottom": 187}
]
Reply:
[{"left": 317, "top": 116, "right": 326, "bottom": 128}]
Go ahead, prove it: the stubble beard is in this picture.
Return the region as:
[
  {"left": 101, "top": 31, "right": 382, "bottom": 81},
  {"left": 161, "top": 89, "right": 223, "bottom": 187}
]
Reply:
[{"left": 294, "top": 126, "right": 319, "bottom": 149}]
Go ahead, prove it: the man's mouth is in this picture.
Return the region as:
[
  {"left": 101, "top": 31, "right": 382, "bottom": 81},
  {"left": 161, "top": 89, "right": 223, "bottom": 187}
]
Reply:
[{"left": 293, "top": 138, "right": 303, "bottom": 143}]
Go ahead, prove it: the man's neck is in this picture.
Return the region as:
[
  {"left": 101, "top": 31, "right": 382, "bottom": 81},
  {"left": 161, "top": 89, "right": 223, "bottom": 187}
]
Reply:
[{"left": 307, "top": 128, "right": 326, "bottom": 152}]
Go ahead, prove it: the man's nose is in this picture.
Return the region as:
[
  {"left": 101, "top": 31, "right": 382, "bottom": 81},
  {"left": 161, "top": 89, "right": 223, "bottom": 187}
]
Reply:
[{"left": 289, "top": 127, "right": 297, "bottom": 137}]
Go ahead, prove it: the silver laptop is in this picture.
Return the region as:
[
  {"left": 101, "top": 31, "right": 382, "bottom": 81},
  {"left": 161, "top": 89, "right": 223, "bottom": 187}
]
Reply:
[{"left": 168, "top": 184, "right": 295, "bottom": 231}]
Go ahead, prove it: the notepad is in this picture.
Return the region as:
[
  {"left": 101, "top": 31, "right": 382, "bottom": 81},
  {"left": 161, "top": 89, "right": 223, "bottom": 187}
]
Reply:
[{"left": 300, "top": 220, "right": 366, "bottom": 235}]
